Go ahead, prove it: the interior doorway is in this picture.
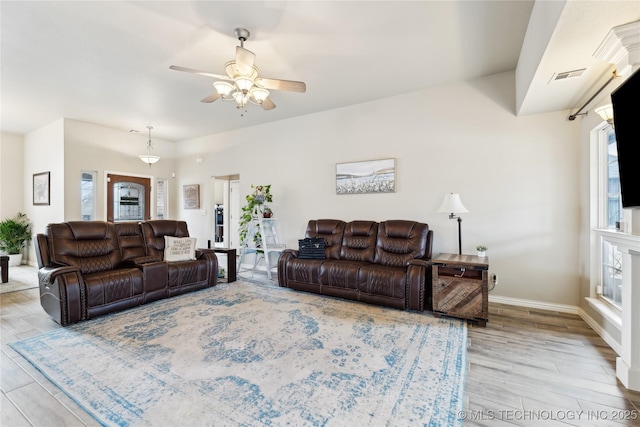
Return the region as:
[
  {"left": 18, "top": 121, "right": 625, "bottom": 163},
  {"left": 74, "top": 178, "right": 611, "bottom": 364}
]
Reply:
[
  {"left": 212, "top": 174, "right": 240, "bottom": 249},
  {"left": 107, "top": 174, "right": 151, "bottom": 222}
]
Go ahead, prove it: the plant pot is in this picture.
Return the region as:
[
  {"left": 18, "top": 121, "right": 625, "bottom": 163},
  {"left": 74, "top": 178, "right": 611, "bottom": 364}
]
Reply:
[
  {"left": 477, "top": 251, "right": 486, "bottom": 258},
  {"left": 263, "top": 213, "right": 272, "bottom": 218},
  {"left": 8, "top": 253, "right": 22, "bottom": 266}
]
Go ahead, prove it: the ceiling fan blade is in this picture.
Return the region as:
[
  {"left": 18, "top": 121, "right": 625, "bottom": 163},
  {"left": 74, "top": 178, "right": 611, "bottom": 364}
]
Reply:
[
  {"left": 169, "top": 65, "right": 229, "bottom": 80},
  {"left": 255, "top": 77, "right": 306, "bottom": 93},
  {"left": 262, "top": 97, "right": 276, "bottom": 111},
  {"left": 201, "top": 92, "right": 221, "bottom": 103},
  {"left": 235, "top": 46, "right": 255, "bottom": 75}
]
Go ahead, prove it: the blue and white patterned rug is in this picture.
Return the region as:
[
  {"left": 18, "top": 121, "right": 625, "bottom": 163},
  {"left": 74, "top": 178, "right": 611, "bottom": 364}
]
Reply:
[{"left": 11, "top": 281, "right": 467, "bottom": 426}]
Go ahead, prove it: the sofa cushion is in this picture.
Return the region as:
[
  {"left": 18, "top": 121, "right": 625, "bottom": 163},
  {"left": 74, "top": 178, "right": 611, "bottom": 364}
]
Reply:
[
  {"left": 284, "top": 258, "right": 325, "bottom": 284},
  {"left": 46, "top": 222, "right": 122, "bottom": 274},
  {"left": 164, "top": 236, "right": 197, "bottom": 262},
  {"left": 115, "top": 221, "right": 147, "bottom": 262},
  {"left": 84, "top": 267, "right": 144, "bottom": 308},
  {"left": 341, "top": 221, "right": 378, "bottom": 263},
  {"left": 358, "top": 264, "right": 407, "bottom": 300},
  {"left": 140, "top": 220, "right": 190, "bottom": 260},
  {"left": 319, "top": 260, "right": 367, "bottom": 290},
  {"left": 167, "top": 260, "right": 210, "bottom": 288},
  {"left": 374, "top": 220, "right": 429, "bottom": 268},
  {"left": 305, "top": 219, "right": 346, "bottom": 260}
]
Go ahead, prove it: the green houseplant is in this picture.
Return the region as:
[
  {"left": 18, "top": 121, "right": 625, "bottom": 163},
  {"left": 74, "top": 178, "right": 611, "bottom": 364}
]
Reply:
[
  {"left": 476, "top": 245, "right": 487, "bottom": 257},
  {"left": 0, "top": 212, "right": 32, "bottom": 265},
  {"left": 239, "top": 185, "right": 273, "bottom": 248}
]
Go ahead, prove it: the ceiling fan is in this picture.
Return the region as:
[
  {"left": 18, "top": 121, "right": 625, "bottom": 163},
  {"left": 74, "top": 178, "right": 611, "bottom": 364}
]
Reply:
[{"left": 170, "top": 28, "right": 306, "bottom": 113}]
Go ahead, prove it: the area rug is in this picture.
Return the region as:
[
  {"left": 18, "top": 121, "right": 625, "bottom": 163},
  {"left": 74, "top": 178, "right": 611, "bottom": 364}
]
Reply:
[{"left": 10, "top": 281, "right": 467, "bottom": 427}]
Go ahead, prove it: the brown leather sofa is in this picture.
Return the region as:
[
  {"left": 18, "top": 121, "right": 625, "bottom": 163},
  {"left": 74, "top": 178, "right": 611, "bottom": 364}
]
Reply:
[
  {"left": 278, "top": 219, "right": 433, "bottom": 311},
  {"left": 34, "top": 220, "right": 218, "bottom": 325}
]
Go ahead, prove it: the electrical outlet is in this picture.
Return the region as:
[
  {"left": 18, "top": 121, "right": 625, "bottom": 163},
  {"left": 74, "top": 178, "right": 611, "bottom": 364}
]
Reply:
[{"left": 492, "top": 274, "right": 498, "bottom": 285}]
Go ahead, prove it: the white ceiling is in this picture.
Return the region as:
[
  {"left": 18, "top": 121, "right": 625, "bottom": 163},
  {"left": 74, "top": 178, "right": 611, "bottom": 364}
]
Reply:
[{"left": 1, "top": 1, "right": 638, "bottom": 142}]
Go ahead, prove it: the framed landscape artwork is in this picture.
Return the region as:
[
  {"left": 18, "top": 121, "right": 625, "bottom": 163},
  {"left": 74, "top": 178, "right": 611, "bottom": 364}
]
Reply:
[
  {"left": 336, "top": 158, "right": 396, "bottom": 195},
  {"left": 183, "top": 184, "right": 200, "bottom": 209},
  {"left": 33, "top": 171, "right": 50, "bottom": 205}
]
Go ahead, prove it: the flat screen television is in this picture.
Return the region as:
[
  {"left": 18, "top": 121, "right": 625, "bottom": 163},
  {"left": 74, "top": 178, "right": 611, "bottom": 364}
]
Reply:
[{"left": 611, "top": 68, "right": 640, "bottom": 208}]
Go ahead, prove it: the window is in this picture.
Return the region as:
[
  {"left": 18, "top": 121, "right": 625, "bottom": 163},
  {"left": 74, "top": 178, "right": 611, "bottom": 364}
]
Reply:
[
  {"left": 81, "top": 171, "right": 97, "bottom": 220},
  {"left": 156, "top": 178, "right": 168, "bottom": 219},
  {"left": 604, "top": 128, "right": 622, "bottom": 229},
  {"left": 601, "top": 239, "right": 622, "bottom": 308},
  {"left": 596, "top": 126, "right": 623, "bottom": 309}
]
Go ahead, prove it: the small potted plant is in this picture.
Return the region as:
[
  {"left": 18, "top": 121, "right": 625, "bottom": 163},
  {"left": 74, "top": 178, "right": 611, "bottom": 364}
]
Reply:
[
  {"left": 476, "top": 245, "right": 487, "bottom": 258},
  {"left": 0, "top": 212, "right": 32, "bottom": 266},
  {"left": 263, "top": 206, "right": 273, "bottom": 218}
]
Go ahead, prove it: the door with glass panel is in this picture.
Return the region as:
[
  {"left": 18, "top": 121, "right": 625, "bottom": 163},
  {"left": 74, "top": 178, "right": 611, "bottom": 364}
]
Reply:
[{"left": 107, "top": 174, "right": 151, "bottom": 222}]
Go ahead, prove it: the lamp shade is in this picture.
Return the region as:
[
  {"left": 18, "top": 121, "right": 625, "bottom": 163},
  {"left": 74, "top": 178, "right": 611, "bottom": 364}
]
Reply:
[
  {"left": 138, "top": 154, "right": 160, "bottom": 164},
  {"left": 595, "top": 104, "right": 614, "bottom": 125},
  {"left": 436, "top": 193, "right": 468, "bottom": 214},
  {"left": 214, "top": 81, "right": 234, "bottom": 98}
]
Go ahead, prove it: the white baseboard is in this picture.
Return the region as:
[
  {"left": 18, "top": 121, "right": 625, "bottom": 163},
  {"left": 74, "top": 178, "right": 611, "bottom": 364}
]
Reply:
[
  {"left": 578, "top": 307, "right": 622, "bottom": 355},
  {"left": 488, "top": 295, "right": 580, "bottom": 314}
]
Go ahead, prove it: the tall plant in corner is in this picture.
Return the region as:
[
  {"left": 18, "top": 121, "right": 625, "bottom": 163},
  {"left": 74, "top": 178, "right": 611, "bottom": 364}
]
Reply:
[
  {"left": 239, "top": 185, "right": 272, "bottom": 248},
  {"left": 0, "top": 212, "right": 32, "bottom": 262}
]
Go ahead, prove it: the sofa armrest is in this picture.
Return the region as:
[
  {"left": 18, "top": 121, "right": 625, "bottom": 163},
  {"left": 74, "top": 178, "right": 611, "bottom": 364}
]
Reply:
[
  {"left": 406, "top": 259, "right": 432, "bottom": 311},
  {"left": 38, "top": 266, "right": 85, "bottom": 325},
  {"left": 123, "top": 255, "right": 162, "bottom": 266},
  {"left": 196, "top": 250, "right": 219, "bottom": 287},
  {"left": 277, "top": 249, "right": 298, "bottom": 287}
]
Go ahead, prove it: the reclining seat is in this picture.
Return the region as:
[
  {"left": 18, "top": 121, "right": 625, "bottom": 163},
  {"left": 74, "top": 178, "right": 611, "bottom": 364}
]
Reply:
[
  {"left": 319, "top": 220, "right": 378, "bottom": 301},
  {"left": 140, "top": 220, "right": 217, "bottom": 296},
  {"left": 36, "top": 221, "right": 144, "bottom": 325},
  {"left": 360, "top": 220, "right": 430, "bottom": 311},
  {"left": 278, "top": 219, "right": 345, "bottom": 292}
]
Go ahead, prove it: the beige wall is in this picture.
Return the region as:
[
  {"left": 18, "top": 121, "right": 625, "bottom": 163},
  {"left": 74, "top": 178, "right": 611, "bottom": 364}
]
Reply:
[
  {"left": 176, "top": 71, "right": 582, "bottom": 306},
  {"left": 0, "top": 132, "right": 25, "bottom": 219}
]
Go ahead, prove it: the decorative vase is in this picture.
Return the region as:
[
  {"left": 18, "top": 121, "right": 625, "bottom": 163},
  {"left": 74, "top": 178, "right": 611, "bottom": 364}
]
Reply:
[{"left": 8, "top": 253, "right": 22, "bottom": 266}]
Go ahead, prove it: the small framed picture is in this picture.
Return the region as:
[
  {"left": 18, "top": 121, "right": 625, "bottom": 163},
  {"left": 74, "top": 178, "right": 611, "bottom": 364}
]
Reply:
[
  {"left": 183, "top": 184, "right": 200, "bottom": 209},
  {"left": 33, "top": 171, "right": 50, "bottom": 205}
]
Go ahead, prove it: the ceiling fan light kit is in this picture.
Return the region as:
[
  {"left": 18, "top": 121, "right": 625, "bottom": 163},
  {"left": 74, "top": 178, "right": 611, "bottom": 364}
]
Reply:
[{"left": 170, "top": 28, "right": 306, "bottom": 115}]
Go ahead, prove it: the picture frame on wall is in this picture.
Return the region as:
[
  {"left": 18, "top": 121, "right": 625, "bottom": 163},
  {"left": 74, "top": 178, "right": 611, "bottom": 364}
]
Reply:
[
  {"left": 336, "top": 158, "right": 396, "bottom": 194},
  {"left": 33, "top": 171, "right": 50, "bottom": 205},
  {"left": 183, "top": 184, "right": 200, "bottom": 209}
]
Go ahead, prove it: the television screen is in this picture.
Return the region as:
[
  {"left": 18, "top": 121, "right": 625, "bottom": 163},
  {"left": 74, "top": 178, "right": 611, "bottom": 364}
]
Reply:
[{"left": 611, "top": 69, "right": 640, "bottom": 208}]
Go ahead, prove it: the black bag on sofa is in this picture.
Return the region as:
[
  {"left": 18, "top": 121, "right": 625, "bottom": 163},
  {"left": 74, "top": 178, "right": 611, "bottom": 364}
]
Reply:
[{"left": 298, "top": 237, "right": 325, "bottom": 259}]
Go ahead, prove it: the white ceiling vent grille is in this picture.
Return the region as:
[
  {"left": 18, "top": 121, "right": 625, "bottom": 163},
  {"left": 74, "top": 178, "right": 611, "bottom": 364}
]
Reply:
[{"left": 550, "top": 68, "right": 587, "bottom": 83}]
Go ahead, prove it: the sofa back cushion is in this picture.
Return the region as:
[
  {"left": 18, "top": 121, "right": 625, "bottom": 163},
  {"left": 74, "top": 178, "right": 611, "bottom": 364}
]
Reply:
[
  {"left": 374, "top": 220, "right": 429, "bottom": 267},
  {"left": 140, "top": 220, "right": 190, "bottom": 260},
  {"left": 114, "top": 222, "right": 146, "bottom": 262},
  {"left": 305, "top": 219, "right": 346, "bottom": 260},
  {"left": 46, "top": 221, "right": 122, "bottom": 274},
  {"left": 341, "top": 221, "right": 378, "bottom": 263}
]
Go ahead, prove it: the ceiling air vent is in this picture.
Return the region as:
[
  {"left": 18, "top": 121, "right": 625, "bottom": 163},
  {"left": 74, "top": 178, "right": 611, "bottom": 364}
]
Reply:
[{"left": 551, "top": 68, "right": 587, "bottom": 83}]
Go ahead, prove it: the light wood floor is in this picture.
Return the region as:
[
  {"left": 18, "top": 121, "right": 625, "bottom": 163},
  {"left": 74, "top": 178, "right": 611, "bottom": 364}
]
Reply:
[{"left": 2, "top": 286, "right": 640, "bottom": 426}]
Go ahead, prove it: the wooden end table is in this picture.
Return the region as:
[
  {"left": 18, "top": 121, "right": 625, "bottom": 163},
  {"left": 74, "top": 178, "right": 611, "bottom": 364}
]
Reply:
[
  {"left": 200, "top": 248, "right": 236, "bottom": 283},
  {"left": 432, "top": 253, "right": 489, "bottom": 326}
]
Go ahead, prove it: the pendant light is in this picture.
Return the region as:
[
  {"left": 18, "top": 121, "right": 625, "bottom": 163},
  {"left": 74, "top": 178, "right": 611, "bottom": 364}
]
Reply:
[{"left": 138, "top": 126, "right": 160, "bottom": 166}]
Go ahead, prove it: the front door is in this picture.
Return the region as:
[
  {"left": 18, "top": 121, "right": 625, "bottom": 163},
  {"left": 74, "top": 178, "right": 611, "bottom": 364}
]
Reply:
[{"left": 107, "top": 174, "right": 151, "bottom": 222}]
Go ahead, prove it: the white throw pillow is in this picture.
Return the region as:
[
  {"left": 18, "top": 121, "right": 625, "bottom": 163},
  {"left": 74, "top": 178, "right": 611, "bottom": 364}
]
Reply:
[{"left": 164, "top": 236, "right": 197, "bottom": 262}]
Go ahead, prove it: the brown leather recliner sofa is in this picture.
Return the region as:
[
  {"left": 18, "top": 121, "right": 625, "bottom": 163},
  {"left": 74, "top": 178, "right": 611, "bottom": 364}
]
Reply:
[
  {"left": 34, "top": 220, "right": 218, "bottom": 325},
  {"left": 278, "top": 219, "right": 433, "bottom": 311}
]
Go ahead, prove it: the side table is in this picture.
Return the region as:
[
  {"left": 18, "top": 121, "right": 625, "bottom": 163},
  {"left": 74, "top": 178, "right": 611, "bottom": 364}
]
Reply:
[
  {"left": 432, "top": 253, "right": 489, "bottom": 326},
  {"left": 200, "top": 248, "right": 236, "bottom": 283}
]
